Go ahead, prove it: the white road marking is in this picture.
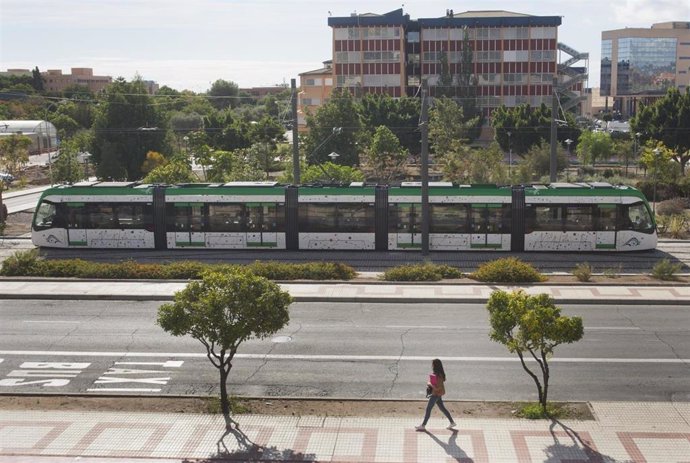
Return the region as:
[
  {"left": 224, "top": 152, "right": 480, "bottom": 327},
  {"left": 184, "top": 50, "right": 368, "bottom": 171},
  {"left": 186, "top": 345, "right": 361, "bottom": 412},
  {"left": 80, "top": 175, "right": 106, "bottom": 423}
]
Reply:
[
  {"left": 23, "top": 320, "right": 81, "bottom": 323},
  {"left": 87, "top": 388, "right": 161, "bottom": 392},
  {"left": 0, "top": 350, "right": 686, "bottom": 363}
]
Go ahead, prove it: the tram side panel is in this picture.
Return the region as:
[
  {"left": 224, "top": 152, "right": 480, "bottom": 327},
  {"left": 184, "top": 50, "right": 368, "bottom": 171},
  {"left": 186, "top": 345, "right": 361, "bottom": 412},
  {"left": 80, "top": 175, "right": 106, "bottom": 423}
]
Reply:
[
  {"left": 163, "top": 189, "right": 287, "bottom": 250},
  {"left": 387, "top": 190, "right": 512, "bottom": 251},
  {"left": 296, "top": 188, "right": 377, "bottom": 250}
]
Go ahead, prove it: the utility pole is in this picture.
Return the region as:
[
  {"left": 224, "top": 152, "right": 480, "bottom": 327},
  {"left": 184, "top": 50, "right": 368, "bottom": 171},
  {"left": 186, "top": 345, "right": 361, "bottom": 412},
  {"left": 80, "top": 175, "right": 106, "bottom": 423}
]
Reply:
[
  {"left": 291, "top": 78, "right": 300, "bottom": 184},
  {"left": 420, "top": 83, "right": 430, "bottom": 255},
  {"left": 550, "top": 76, "right": 558, "bottom": 182}
]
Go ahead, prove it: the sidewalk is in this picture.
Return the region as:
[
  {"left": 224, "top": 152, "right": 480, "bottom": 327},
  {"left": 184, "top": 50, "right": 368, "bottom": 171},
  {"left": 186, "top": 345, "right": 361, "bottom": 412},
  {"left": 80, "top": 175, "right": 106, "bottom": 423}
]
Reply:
[
  {"left": 2, "top": 278, "right": 690, "bottom": 304},
  {"left": 1, "top": 402, "right": 689, "bottom": 462}
]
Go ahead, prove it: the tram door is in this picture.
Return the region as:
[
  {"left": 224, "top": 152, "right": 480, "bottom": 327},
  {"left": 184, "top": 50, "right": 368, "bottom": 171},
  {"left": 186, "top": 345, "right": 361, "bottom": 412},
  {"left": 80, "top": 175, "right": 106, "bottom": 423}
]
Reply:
[
  {"left": 595, "top": 204, "right": 617, "bottom": 250},
  {"left": 470, "top": 204, "right": 504, "bottom": 249},
  {"left": 245, "top": 203, "right": 277, "bottom": 247},
  {"left": 394, "top": 203, "right": 421, "bottom": 249},
  {"left": 66, "top": 203, "right": 87, "bottom": 246},
  {"left": 173, "top": 203, "right": 205, "bottom": 247}
]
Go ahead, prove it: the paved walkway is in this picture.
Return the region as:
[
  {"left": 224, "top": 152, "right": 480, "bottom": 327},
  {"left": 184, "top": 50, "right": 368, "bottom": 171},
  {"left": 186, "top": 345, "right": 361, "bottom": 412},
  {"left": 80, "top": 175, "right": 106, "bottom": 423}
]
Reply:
[
  {"left": 1, "top": 402, "right": 689, "bottom": 462},
  {"left": 1, "top": 278, "right": 690, "bottom": 304}
]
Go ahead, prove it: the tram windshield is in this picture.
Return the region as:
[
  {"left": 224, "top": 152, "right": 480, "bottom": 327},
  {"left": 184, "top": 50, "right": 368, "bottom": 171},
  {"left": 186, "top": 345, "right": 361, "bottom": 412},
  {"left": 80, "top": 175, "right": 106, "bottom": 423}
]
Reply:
[
  {"left": 33, "top": 200, "right": 58, "bottom": 230},
  {"left": 620, "top": 202, "right": 655, "bottom": 233}
]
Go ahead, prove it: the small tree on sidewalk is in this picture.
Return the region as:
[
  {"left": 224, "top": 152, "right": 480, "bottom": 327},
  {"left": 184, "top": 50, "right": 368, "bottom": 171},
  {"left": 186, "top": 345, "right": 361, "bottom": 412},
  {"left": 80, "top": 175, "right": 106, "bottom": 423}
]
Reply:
[
  {"left": 486, "top": 290, "right": 583, "bottom": 415},
  {"left": 157, "top": 270, "right": 292, "bottom": 416}
]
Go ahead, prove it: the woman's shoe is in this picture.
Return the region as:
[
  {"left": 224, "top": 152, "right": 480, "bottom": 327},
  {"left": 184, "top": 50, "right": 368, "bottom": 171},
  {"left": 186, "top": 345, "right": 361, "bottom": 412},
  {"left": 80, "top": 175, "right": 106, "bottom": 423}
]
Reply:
[
  {"left": 447, "top": 421, "right": 457, "bottom": 430},
  {"left": 415, "top": 425, "right": 426, "bottom": 431}
]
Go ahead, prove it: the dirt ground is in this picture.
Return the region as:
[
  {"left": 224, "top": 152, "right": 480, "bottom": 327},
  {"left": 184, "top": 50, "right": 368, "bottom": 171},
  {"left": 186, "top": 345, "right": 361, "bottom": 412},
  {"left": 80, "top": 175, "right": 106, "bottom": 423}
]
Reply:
[{"left": 0, "top": 395, "right": 593, "bottom": 420}]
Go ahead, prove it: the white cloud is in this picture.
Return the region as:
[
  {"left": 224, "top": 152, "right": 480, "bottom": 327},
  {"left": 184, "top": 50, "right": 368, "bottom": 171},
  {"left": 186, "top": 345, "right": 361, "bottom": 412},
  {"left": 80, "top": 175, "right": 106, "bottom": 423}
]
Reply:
[{"left": 614, "top": 0, "right": 690, "bottom": 26}]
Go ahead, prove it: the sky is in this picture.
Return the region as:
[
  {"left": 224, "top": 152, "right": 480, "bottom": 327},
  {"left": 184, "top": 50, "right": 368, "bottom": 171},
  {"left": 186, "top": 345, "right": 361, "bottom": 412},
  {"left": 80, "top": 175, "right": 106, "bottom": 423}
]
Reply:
[{"left": 1, "top": 0, "right": 689, "bottom": 93}]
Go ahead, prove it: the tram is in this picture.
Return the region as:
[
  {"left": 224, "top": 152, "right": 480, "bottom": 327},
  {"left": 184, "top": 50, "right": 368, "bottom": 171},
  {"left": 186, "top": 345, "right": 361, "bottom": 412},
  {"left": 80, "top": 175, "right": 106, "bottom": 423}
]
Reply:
[{"left": 31, "top": 181, "right": 657, "bottom": 251}]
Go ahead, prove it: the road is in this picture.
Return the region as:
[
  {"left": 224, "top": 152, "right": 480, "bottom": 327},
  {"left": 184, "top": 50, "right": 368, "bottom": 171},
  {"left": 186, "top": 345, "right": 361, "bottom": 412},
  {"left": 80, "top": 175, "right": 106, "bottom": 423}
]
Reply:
[{"left": 0, "top": 299, "right": 688, "bottom": 402}]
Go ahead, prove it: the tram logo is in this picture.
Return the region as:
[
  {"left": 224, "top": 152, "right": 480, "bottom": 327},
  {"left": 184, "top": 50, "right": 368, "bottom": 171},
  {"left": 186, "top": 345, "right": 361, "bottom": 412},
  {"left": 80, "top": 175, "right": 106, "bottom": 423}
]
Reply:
[
  {"left": 46, "top": 235, "right": 62, "bottom": 244},
  {"left": 623, "top": 237, "right": 641, "bottom": 247}
]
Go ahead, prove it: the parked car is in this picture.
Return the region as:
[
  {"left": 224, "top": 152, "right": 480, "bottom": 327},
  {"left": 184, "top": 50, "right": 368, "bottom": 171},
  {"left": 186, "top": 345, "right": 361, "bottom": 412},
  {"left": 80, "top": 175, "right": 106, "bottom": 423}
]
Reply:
[{"left": 0, "top": 172, "right": 14, "bottom": 185}]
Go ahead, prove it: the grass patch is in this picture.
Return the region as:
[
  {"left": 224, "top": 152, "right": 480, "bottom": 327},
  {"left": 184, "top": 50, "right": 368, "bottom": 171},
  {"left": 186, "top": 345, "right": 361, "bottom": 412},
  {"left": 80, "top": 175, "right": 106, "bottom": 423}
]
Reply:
[
  {"left": 204, "top": 396, "right": 251, "bottom": 415},
  {"left": 514, "top": 402, "right": 583, "bottom": 420}
]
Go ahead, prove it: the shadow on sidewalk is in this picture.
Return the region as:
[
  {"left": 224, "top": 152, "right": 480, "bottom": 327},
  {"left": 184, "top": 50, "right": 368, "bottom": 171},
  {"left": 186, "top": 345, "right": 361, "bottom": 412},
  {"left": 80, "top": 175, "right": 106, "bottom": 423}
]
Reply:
[
  {"left": 425, "top": 429, "right": 470, "bottom": 462},
  {"left": 544, "top": 418, "right": 617, "bottom": 463},
  {"left": 182, "top": 412, "right": 316, "bottom": 462}
]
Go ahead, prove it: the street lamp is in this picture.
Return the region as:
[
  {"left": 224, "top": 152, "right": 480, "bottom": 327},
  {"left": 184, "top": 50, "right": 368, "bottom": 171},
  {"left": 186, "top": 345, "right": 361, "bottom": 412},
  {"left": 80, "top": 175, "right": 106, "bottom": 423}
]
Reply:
[
  {"left": 327, "top": 151, "right": 340, "bottom": 162},
  {"left": 507, "top": 131, "right": 512, "bottom": 177},
  {"left": 564, "top": 139, "right": 573, "bottom": 182},
  {"left": 652, "top": 147, "right": 661, "bottom": 216},
  {"left": 632, "top": 132, "right": 641, "bottom": 177}
]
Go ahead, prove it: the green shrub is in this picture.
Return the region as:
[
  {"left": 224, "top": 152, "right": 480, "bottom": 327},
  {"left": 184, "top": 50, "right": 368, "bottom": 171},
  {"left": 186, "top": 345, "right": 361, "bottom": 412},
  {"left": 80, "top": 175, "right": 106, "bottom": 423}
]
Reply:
[
  {"left": 247, "top": 261, "right": 355, "bottom": 280},
  {"left": 382, "top": 263, "right": 463, "bottom": 281},
  {"left": 651, "top": 259, "right": 682, "bottom": 281},
  {"left": 0, "top": 249, "right": 41, "bottom": 276},
  {"left": 602, "top": 264, "right": 623, "bottom": 279},
  {"left": 471, "top": 257, "right": 546, "bottom": 283},
  {"left": 656, "top": 198, "right": 688, "bottom": 217},
  {"left": 667, "top": 214, "right": 688, "bottom": 239},
  {"left": 572, "top": 262, "right": 593, "bottom": 282}
]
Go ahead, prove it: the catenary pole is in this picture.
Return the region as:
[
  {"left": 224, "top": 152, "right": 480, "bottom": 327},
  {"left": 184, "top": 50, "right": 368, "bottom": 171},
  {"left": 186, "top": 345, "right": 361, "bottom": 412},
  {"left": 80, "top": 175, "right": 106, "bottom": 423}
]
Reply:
[
  {"left": 420, "top": 83, "right": 430, "bottom": 255},
  {"left": 291, "top": 78, "right": 300, "bottom": 184},
  {"left": 550, "top": 76, "right": 558, "bottom": 182}
]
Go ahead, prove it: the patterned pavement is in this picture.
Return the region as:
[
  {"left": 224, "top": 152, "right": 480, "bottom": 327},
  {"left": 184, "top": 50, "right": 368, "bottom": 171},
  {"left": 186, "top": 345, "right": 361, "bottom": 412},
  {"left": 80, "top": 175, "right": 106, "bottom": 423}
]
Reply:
[
  {"left": 1, "top": 279, "right": 690, "bottom": 304},
  {"left": 1, "top": 402, "right": 690, "bottom": 462}
]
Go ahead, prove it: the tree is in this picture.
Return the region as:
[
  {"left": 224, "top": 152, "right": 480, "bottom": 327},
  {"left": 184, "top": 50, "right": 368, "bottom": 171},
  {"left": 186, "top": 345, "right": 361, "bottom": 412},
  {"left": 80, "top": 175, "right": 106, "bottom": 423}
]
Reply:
[
  {"left": 0, "top": 134, "right": 31, "bottom": 176},
  {"left": 247, "top": 115, "right": 285, "bottom": 147},
  {"left": 441, "top": 142, "right": 507, "bottom": 184},
  {"left": 486, "top": 290, "right": 583, "bottom": 414},
  {"left": 631, "top": 88, "right": 690, "bottom": 174},
  {"left": 639, "top": 141, "right": 676, "bottom": 185},
  {"left": 516, "top": 141, "right": 568, "bottom": 183},
  {"left": 50, "top": 113, "right": 81, "bottom": 140},
  {"left": 304, "top": 88, "right": 362, "bottom": 166},
  {"left": 31, "top": 67, "right": 44, "bottom": 93},
  {"left": 143, "top": 160, "right": 196, "bottom": 184},
  {"left": 360, "top": 126, "right": 408, "bottom": 183},
  {"left": 576, "top": 130, "right": 613, "bottom": 167},
  {"left": 53, "top": 136, "right": 85, "bottom": 183},
  {"left": 244, "top": 142, "right": 281, "bottom": 180},
  {"left": 157, "top": 270, "right": 292, "bottom": 416},
  {"left": 435, "top": 51, "right": 455, "bottom": 98},
  {"left": 91, "top": 77, "right": 169, "bottom": 180},
  {"left": 141, "top": 151, "right": 167, "bottom": 174},
  {"left": 358, "top": 94, "right": 421, "bottom": 156},
  {"left": 207, "top": 79, "right": 240, "bottom": 110},
  {"left": 428, "top": 97, "right": 479, "bottom": 160}
]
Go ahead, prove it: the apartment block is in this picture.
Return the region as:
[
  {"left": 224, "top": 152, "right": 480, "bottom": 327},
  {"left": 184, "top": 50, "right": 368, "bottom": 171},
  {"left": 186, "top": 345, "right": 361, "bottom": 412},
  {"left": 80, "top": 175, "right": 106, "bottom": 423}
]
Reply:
[
  {"left": 324, "top": 9, "right": 586, "bottom": 118},
  {"left": 298, "top": 61, "right": 334, "bottom": 130},
  {"left": 601, "top": 22, "right": 690, "bottom": 117},
  {"left": 42, "top": 68, "right": 112, "bottom": 94}
]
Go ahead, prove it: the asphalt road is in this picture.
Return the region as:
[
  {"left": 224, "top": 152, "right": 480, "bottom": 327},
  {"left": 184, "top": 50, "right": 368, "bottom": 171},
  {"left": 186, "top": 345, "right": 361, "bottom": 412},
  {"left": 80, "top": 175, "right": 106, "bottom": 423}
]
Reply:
[{"left": 0, "top": 299, "right": 688, "bottom": 402}]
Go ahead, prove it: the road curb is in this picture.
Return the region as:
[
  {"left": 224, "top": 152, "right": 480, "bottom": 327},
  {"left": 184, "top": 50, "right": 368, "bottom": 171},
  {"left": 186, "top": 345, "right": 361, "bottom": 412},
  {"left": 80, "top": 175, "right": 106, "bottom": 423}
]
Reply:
[{"left": 0, "top": 292, "right": 676, "bottom": 305}]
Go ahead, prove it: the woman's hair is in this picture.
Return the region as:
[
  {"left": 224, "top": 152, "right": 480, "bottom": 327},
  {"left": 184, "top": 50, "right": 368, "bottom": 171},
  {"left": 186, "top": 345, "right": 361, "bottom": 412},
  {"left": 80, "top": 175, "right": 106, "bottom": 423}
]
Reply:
[{"left": 432, "top": 358, "right": 446, "bottom": 381}]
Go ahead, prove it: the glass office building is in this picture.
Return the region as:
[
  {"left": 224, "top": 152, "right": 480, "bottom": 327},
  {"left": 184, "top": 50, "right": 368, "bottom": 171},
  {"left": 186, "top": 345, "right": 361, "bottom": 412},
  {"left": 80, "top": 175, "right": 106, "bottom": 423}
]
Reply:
[{"left": 600, "top": 22, "right": 690, "bottom": 116}]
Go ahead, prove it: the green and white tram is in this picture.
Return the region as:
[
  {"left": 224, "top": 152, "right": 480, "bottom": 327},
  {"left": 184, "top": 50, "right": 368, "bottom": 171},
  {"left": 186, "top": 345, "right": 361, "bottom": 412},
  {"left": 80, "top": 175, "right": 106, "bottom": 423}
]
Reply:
[{"left": 32, "top": 180, "right": 657, "bottom": 251}]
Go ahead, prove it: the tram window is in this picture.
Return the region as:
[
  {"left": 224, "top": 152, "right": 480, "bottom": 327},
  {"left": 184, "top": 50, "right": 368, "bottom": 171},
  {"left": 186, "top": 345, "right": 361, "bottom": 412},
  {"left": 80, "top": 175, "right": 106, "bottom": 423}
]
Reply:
[
  {"left": 621, "top": 202, "right": 654, "bottom": 233},
  {"left": 430, "top": 204, "right": 469, "bottom": 233},
  {"left": 168, "top": 204, "right": 205, "bottom": 232},
  {"left": 564, "top": 205, "right": 593, "bottom": 231},
  {"left": 389, "top": 204, "right": 420, "bottom": 234},
  {"left": 299, "top": 204, "right": 337, "bottom": 232},
  {"left": 596, "top": 205, "right": 617, "bottom": 231},
  {"left": 262, "top": 204, "right": 285, "bottom": 232},
  {"left": 33, "top": 201, "right": 57, "bottom": 229},
  {"left": 208, "top": 204, "right": 244, "bottom": 232},
  {"left": 487, "top": 205, "right": 511, "bottom": 233},
  {"left": 531, "top": 205, "right": 564, "bottom": 231},
  {"left": 66, "top": 204, "right": 89, "bottom": 229},
  {"left": 117, "top": 204, "right": 152, "bottom": 229},
  {"left": 337, "top": 204, "right": 374, "bottom": 232}
]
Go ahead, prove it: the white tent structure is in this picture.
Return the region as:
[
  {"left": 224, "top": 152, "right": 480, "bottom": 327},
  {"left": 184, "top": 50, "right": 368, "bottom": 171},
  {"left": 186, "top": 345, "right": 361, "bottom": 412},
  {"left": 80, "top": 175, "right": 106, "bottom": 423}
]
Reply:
[{"left": 0, "top": 120, "right": 58, "bottom": 154}]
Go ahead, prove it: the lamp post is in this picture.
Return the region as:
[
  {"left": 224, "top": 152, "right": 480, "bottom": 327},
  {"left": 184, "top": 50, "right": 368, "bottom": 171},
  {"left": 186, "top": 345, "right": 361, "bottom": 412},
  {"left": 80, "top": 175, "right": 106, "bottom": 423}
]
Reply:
[
  {"left": 308, "top": 128, "right": 342, "bottom": 182},
  {"left": 632, "top": 132, "right": 641, "bottom": 177},
  {"left": 327, "top": 151, "right": 340, "bottom": 162},
  {"left": 507, "top": 131, "right": 512, "bottom": 178},
  {"left": 652, "top": 147, "right": 661, "bottom": 216}
]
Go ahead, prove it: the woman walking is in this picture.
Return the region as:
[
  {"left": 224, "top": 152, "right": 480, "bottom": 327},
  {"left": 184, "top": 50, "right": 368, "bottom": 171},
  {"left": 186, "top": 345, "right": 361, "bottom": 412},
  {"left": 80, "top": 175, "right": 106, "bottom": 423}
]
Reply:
[{"left": 415, "top": 358, "right": 456, "bottom": 431}]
